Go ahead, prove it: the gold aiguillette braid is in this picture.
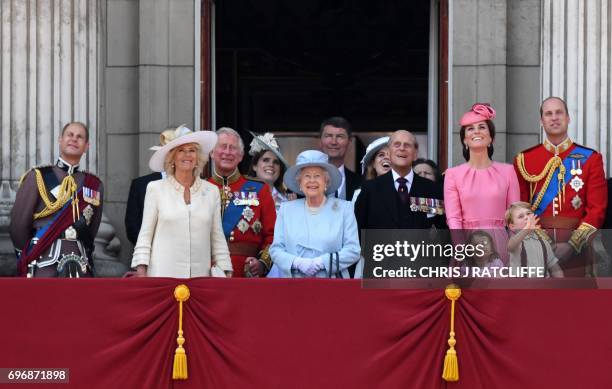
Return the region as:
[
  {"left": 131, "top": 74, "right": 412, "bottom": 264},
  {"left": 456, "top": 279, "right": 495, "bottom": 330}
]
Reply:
[
  {"left": 516, "top": 153, "right": 565, "bottom": 211},
  {"left": 33, "top": 169, "right": 78, "bottom": 220}
]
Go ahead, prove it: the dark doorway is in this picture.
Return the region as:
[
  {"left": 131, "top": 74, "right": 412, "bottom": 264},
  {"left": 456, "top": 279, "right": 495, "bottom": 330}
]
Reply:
[{"left": 214, "top": 0, "right": 431, "bottom": 135}]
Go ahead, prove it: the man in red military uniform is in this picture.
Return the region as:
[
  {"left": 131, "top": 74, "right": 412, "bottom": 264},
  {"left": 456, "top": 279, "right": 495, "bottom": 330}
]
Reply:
[
  {"left": 514, "top": 97, "right": 608, "bottom": 276},
  {"left": 208, "top": 127, "right": 276, "bottom": 277}
]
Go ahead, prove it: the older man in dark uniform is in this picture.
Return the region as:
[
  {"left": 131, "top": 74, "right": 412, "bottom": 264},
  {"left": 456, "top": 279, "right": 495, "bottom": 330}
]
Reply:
[
  {"left": 208, "top": 127, "right": 276, "bottom": 277},
  {"left": 514, "top": 97, "right": 608, "bottom": 276},
  {"left": 10, "top": 122, "right": 104, "bottom": 277}
]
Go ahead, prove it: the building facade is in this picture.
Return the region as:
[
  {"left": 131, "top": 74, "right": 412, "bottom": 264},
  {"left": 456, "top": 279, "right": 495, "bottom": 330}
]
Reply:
[{"left": 0, "top": 0, "right": 610, "bottom": 273}]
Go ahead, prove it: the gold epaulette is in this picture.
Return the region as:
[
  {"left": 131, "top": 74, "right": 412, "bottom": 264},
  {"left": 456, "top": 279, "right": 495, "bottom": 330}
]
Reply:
[{"left": 515, "top": 152, "right": 566, "bottom": 211}]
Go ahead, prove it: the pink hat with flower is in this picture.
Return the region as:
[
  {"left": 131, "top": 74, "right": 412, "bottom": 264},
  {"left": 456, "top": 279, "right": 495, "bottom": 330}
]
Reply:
[{"left": 459, "top": 103, "right": 496, "bottom": 126}]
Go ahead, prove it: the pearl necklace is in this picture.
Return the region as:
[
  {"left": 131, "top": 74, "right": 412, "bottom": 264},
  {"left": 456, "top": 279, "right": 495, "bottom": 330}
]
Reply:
[{"left": 305, "top": 197, "right": 326, "bottom": 215}]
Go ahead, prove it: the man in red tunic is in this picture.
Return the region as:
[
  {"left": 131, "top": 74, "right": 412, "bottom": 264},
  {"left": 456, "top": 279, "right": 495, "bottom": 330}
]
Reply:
[
  {"left": 514, "top": 97, "right": 608, "bottom": 276},
  {"left": 208, "top": 127, "right": 276, "bottom": 277}
]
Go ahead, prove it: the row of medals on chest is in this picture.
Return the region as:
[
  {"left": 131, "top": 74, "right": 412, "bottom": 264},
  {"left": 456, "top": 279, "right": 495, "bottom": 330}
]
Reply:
[
  {"left": 223, "top": 187, "right": 262, "bottom": 234},
  {"left": 556, "top": 159, "right": 584, "bottom": 215}
]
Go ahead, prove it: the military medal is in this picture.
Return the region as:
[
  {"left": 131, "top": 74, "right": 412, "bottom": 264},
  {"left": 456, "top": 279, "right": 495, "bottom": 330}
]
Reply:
[
  {"left": 419, "top": 197, "right": 427, "bottom": 212},
  {"left": 428, "top": 198, "right": 436, "bottom": 215},
  {"left": 248, "top": 191, "right": 260, "bottom": 206},
  {"left": 83, "top": 187, "right": 100, "bottom": 206},
  {"left": 409, "top": 197, "right": 419, "bottom": 212},
  {"left": 83, "top": 205, "right": 94, "bottom": 225},
  {"left": 237, "top": 219, "right": 249, "bottom": 233},
  {"left": 571, "top": 195, "right": 582, "bottom": 210},
  {"left": 65, "top": 226, "right": 78, "bottom": 240},
  {"left": 234, "top": 191, "right": 260, "bottom": 206},
  {"left": 233, "top": 192, "right": 243, "bottom": 206},
  {"left": 576, "top": 160, "right": 582, "bottom": 175},
  {"left": 569, "top": 176, "right": 584, "bottom": 192},
  {"left": 252, "top": 220, "right": 262, "bottom": 234},
  {"left": 242, "top": 206, "right": 254, "bottom": 222}
]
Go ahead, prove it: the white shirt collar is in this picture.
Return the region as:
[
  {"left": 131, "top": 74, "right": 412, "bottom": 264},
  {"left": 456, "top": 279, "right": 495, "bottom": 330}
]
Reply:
[{"left": 391, "top": 168, "right": 413, "bottom": 183}]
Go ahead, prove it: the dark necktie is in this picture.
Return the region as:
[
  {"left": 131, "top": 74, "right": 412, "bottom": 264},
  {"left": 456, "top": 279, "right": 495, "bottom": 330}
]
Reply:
[{"left": 397, "top": 177, "right": 409, "bottom": 205}]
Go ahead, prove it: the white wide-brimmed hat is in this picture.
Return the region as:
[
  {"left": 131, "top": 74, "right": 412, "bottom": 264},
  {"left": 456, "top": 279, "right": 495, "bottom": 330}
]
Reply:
[
  {"left": 149, "top": 128, "right": 179, "bottom": 151},
  {"left": 248, "top": 131, "right": 289, "bottom": 168},
  {"left": 148, "top": 125, "right": 217, "bottom": 172},
  {"left": 360, "top": 136, "right": 390, "bottom": 174},
  {"left": 283, "top": 150, "right": 342, "bottom": 196}
]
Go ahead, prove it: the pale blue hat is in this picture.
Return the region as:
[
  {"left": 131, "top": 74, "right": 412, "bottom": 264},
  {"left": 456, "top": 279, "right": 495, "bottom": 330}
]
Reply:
[{"left": 283, "top": 150, "right": 342, "bottom": 196}]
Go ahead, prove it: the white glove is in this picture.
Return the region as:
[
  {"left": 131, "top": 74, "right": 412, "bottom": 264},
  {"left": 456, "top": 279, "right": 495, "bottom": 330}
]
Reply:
[{"left": 293, "top": 257, "right": 324, "bottom": 277}]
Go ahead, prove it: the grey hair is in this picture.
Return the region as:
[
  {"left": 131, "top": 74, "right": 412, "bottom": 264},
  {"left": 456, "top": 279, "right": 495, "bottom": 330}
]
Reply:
[
  {"left": 216, "top": 127, "right": 244, "bottom": 152},
  {"left": 388, "top": 129, "right": 419, "bottom": 149}
]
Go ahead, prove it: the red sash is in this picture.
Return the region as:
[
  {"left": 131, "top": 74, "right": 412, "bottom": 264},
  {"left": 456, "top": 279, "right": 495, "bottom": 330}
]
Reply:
[{"left": 18, "top": 174, "right": 101, "bottom": 276}]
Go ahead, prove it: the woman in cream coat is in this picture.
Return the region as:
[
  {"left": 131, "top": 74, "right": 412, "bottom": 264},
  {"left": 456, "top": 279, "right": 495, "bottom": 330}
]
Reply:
[{"left": 131, "top": 125, "right": 233, "bottom": 278}]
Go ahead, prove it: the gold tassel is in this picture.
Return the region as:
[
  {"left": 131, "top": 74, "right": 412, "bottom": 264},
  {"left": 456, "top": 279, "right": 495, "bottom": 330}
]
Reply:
[
  {"left": 172, "top": 284, "right": 190, "bottom": 380},
  {"left": 442, "top": 284, "right": 461, "bottom": 382}
]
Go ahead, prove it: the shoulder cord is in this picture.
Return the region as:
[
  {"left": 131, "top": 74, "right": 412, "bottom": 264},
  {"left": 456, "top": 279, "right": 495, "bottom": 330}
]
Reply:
[
  {"left": 33, "top": 169, "right": 79, "bottom": 221},
  {"left": 516, "top": 153, "right": 565, "bottom": 211}
]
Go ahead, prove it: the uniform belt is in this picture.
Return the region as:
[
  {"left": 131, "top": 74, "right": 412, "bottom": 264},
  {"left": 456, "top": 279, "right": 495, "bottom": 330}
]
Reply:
[
  {"left": 540, "top": 216, "right": 580, "bottom": 243},
  {"left": 228, "top": 242, "right": 259, "bottom": 257},
  {"left": 539, "top": 216, "right": 580, "bottom": 230}
]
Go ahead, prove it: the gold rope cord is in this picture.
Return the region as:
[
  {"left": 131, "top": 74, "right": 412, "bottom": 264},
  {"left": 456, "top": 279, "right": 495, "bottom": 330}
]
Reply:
[
  {"left": 172, "top": 284, "right": 190, "bottom": 380},
  {"left": 32, "top": 169, "right": 78, "bottom": 220},
  {"left": 516, "top": 153, "right": 565, "bottom": 211},
  {"left": 442, "top": 284, "right": 461, "bottom": 382}
]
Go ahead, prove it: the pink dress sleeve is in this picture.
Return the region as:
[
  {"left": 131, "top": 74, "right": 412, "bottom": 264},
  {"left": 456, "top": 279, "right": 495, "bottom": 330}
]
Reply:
[
  {"left": 506, "top": 164, "right": 521, "bottom": 208},
  {"left": 443, "top": 168, "right": 464, "bottom": 229}
]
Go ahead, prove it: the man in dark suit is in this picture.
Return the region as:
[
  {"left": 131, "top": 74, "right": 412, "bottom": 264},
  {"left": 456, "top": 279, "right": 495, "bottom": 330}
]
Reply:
[
  {"left": 319, "top": 116, "right": 361, "bottom": 200},
  {"left": 124, "top": 128, "right": 174, "bottom": 245},
  {"left": 353, "top": 130, "right": 447, "bottom": 279},
  {"left": 125, "top": 172, "right": 163, "bottom": 245},
  {"left": 355, "top": 130, "right": 446, "bottom": 230}
]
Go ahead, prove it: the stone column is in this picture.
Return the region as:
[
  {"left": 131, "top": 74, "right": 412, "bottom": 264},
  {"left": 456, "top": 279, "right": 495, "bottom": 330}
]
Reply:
[
  {"left": 541, "top": 0, "right": 611, "bottom": 173},
  {"left": 0, "top": 0, "right": 121, "bottom": 275},
  {"left": 451, "top": 0, "right": 508, "bottom": 166}
]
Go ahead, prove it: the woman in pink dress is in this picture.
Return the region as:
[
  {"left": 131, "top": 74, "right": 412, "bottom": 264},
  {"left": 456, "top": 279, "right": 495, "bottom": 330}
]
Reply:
[{"left": 444, "top": 103, "right": 520, "bottom": 264}]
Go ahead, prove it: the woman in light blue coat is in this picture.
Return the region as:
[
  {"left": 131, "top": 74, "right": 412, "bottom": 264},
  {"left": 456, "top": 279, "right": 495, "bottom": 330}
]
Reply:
[{"left": 269, "top": 150, "right": 361, "bottom": 278}]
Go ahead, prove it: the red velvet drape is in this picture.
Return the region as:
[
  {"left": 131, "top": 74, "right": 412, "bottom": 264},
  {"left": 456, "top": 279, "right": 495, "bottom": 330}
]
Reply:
[{"left": 0, "top": 278, "right": 610, "bottom": 388}]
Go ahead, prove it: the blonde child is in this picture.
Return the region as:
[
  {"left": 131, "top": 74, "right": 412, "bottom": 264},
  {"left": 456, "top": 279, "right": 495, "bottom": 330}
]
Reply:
[{"left": 505, "top": 202, "right": 564, "bottom": 278}]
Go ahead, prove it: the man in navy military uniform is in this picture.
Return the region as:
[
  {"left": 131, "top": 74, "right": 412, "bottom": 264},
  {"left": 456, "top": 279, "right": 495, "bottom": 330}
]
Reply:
[{"left": 10, "top": 122, "right": 104, "bottom": 277}]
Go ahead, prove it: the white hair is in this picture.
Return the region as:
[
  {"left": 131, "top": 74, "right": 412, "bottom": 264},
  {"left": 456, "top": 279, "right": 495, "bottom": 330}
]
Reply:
[{"left": 216, "top": 127, "right": 244, "bottom": 152}]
